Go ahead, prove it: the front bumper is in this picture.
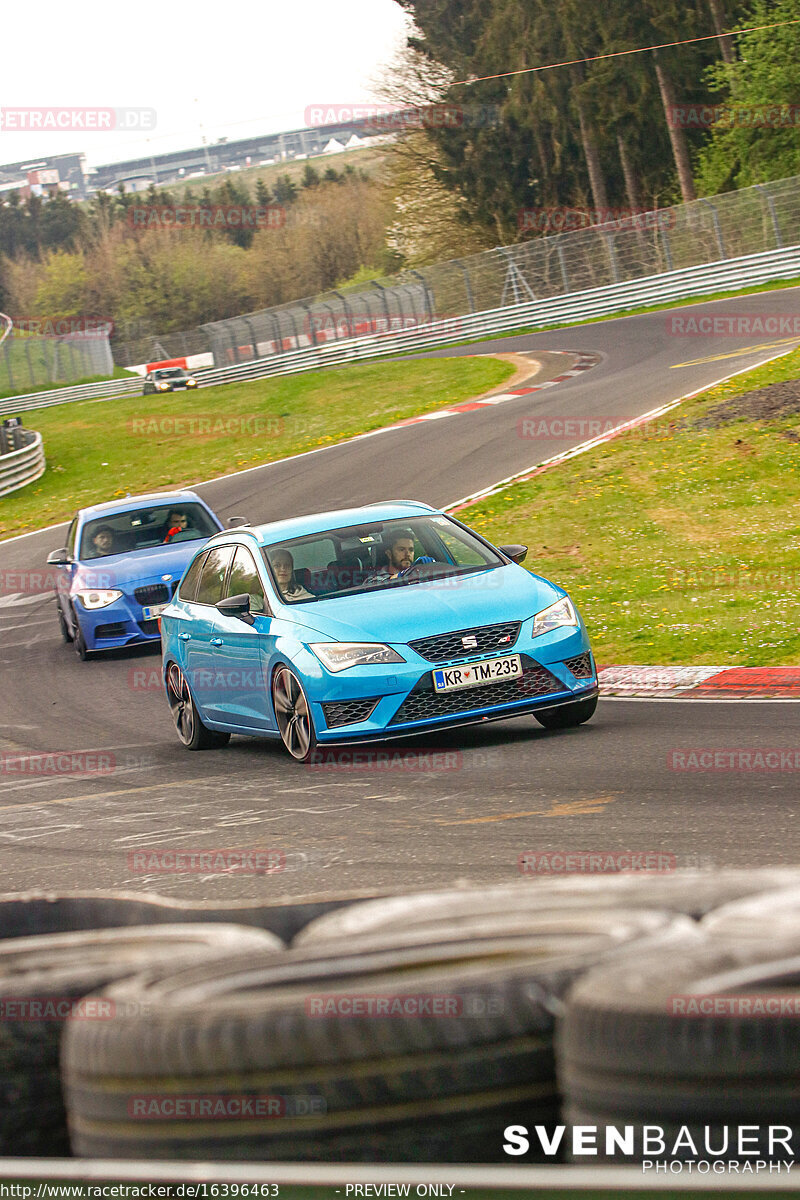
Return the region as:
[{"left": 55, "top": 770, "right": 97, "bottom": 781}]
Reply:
[
  {"left": 303, "top": 625, "right": 597, "bottom": 744},
  {"left": 74, "top": 593, "right": 167, "bottom": 650}
]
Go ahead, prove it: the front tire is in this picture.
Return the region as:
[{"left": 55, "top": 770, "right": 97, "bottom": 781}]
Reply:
[
  {"left": 166, "top": 662, "right": 230, "bottom": 750},
  {"left": 73, "top": 618, "right": 91, "bottom": 661},
  {"left": 272, "top": 666, "right": 317, "bottom": 762},
  {"left": 57, "top": 602, "right": 73, "bottom": 643},
  {"left": 534, "top": 693, "right": 598, "bottom": 730}
]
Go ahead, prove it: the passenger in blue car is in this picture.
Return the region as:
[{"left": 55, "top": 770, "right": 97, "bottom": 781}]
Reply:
[{"left": 270, "top": 550, "right": 313, "bottom": 601}]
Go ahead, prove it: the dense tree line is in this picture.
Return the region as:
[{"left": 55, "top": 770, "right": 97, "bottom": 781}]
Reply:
[
  {"left": 392, "top": 0, "right": 800, "bottom": 241},
  {"left": 1, "top": 0, "right": 797, "bottom": 333},
  {"left": 0, "top": 166, "right": 394, "bottom": 341}
]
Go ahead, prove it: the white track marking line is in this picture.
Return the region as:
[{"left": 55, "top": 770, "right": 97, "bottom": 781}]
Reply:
[{"left": 443, "top": 342, "right": 800, "bottom": 511}]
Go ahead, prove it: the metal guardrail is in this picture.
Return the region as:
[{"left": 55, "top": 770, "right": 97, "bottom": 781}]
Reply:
[
  {"left": 0, "top": 243, "right": 798, "bottom": 418},
  {"left": 0, "top": 428, "right": 46, "bottom": 497},
  {"left": 113, "top": 173, "right": 800, "bottom": 370}
]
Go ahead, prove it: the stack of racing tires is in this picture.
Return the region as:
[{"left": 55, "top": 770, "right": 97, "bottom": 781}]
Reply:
[{"left": 1, "top": 870, "right": 800, "bottom": 1162}]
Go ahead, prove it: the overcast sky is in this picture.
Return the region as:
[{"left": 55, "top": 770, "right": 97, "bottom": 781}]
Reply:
[{"left": 0, "top": 0, "right": 410, "bottom": 169}]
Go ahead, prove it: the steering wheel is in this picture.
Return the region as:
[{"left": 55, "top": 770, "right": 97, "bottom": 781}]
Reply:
[
  {"left": 396, "top": 556, "right": 436, "bottom": 579},
  {"left": 162, "top": 526, "right": 183, "bottom": 544}
]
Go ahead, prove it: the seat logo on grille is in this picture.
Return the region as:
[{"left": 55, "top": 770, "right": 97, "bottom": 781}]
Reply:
[{"left": 461, "top": 635, "right": 478, "bottom": 649}]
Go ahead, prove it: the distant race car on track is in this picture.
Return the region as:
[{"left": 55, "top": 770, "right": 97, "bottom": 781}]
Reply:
[
  {"left": 159, "top": 500, "right": 598, "bottom": 761},
  {"left": 47, "top": 490, "right": 225, "bottom": 660},
  {"left": 143, "top": 367, "right": 198, "bottom": 394}
]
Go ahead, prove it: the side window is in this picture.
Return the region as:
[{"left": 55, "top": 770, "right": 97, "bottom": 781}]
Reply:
[
  {"left": 178, "top": 551, "right": 207, "bottom": 602},
  {"left": 226, "top": 546, "right": 268, "bottom": 615},
  {"left": 66, "top": 518, "right": 78, "bottom": 559},
  {"left": 195, "top": 546, "right": 234, "bottom": 606}
]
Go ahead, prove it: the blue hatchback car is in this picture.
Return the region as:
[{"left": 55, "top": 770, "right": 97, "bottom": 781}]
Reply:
[
  {"left": 47, "top": 490, "right": 225, "bottom": 659},
  {"left": 160, "top": 501, "right": 598, "bottom": 760}
]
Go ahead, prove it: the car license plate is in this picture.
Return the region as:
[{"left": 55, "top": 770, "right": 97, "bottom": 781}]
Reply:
[
  {"left": 142, "top": 603, "right": 168, "bottom": 620},
  {"left": 432, "top": 654, "right": 522, "bottom": 692}
]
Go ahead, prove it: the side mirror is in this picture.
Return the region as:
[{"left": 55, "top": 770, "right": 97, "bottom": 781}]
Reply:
[
  {"left": 216, "top": 593, "right": 255, "bottom": 625},
  {"left": 47, "top": 548, "right": 70, "bottom": 566},
  {"left": 227, "top": 516, "right": 249, "bottom": 528},
  {"left": 499, "top": 544, "right": 528, "bottom": 565}
]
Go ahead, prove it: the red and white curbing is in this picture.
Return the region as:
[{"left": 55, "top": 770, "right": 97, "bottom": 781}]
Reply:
[
  {"left": 599, "top": 665, "right": 800, "bottom": 700},
  {"left": 390, "top": 351, "right": 601, "bottom": 428}
]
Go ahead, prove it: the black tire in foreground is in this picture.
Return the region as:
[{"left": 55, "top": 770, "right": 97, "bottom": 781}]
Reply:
[
  {"left": 62, "top": 908, "right": 689, "bottom": 1162},
  {"left": 0, "top": 924, "right": 281, "bottom": 1156},
  {"left": 293, "top": 868, "right": 800, "bottom": 948},
  {"left": 558, "top": 932, "right": 800, "bottom": 1163},
  {"left": 0, "top": 888, "right": 384, "bottom": 949}
]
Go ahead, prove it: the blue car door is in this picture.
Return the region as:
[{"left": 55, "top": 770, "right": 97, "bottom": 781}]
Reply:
[
  {"left": 183, "top": 545, "right": 235, "bottom": 714},
  {"left": 206, "top": 545, "right": 276, "bottom": 730}
]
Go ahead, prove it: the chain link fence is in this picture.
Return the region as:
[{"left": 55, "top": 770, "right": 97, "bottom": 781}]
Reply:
[
  {"left": 111, "top": 174, "right": 800, "bottom": 370},
  {"left": 0, "top": 319, "right": 114, "bottom": 396}
]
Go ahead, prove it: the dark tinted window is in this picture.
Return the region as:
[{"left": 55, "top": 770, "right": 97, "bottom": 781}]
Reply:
[
  {"left": 178, "top": 551, "right": 207, "bottom": 602},
  {"left": 226, "top": 546, "right": 267, "bottom": 615},
  {"left": 195, "top": 546, "right": 234, "bottom": 605}
]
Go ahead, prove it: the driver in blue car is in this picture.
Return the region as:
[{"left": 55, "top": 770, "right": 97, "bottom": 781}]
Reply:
[
  {"left": 162, "top": 510, "right": 189, "bottom": 543},
  {"left": 369, "top": 529, "right": 435, "bottom": 582}
]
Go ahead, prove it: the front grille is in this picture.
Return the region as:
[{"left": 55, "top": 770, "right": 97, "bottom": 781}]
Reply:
[
  {"left": 322, "top": 698, "right": 380, "bottom": 729},
  {"left": 134, "top": 584, "right": 169, "bottom": 606},
  {"left": 137, "top": 619, "right": 161, "bottom": 636},
  {"left": 408, "top": 620, "right": 521, "bottom": 664},
  {"left": 390, "top": 656, "right": 565, "bottom": 725},
  {"left": 564, "top": 652, "right": 594, "bottom": 679},
  {"left": 94, "top": 622, "right": 128, "bottom": 639}
]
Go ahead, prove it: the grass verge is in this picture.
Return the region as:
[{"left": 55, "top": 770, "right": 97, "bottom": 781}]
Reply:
[
  {"left": 0, "top": 356, "right": 514, "bottom": 539},
  {"left": 457, "top": 347, "right": 800, "bottom": 667}
]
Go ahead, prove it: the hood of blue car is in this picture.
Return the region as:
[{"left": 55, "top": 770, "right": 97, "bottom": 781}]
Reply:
[
  {"left": 74, "top": 540, "right": 207, "bottom": 590},
  {"left": 286, "top": 566, "right": 564, "bottom": 643}
]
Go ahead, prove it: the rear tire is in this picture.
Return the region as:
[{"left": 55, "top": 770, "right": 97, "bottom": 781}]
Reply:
[
  {"left": 535, "top": 693, "right": 597, "bottom": 730},
  {"left": 165, "top": 662, "right": 230, "bottom": 750}
]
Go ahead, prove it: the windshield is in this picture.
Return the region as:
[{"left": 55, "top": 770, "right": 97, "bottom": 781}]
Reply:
[
  {"left": 80, "top": 502, "right": 220, "bottom": 559},
  {"left": 262, "top": 515, "right": 504, "bottom": 603},
  {"left": 154, "top": 368, "right": 187, "bottom": 378}
]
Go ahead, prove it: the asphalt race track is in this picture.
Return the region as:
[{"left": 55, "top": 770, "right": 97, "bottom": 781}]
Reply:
[{"left": 1, "top": 289, "right": 799, "bottom": 898}]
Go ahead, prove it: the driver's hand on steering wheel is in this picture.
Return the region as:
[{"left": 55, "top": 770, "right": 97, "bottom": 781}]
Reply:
[
  {"left": 397, "top": 555, "right": 436, "bottom": 578},
  {"left": 163, "top": 526, "right": 182, "bottom": 544}
]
